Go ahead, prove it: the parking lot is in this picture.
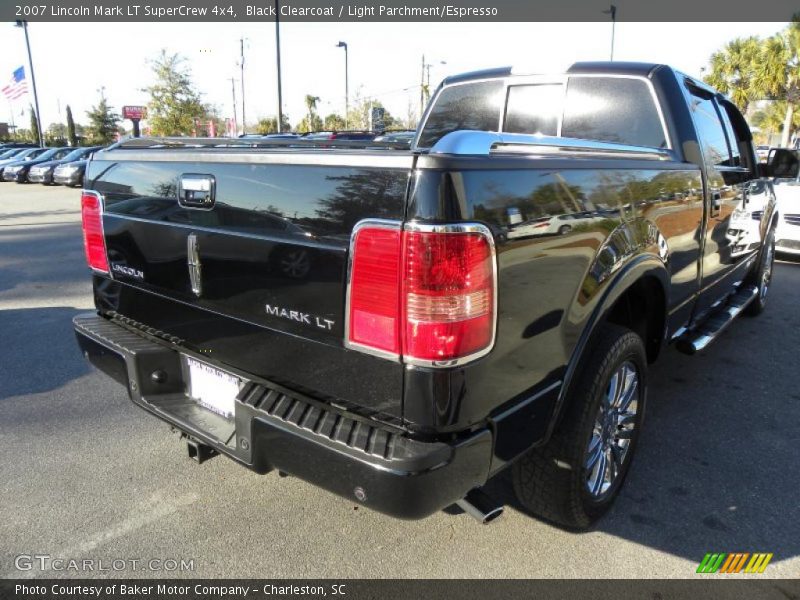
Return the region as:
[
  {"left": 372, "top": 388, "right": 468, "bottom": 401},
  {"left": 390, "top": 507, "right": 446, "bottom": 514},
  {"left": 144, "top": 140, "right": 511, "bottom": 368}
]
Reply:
[{"left": 1, "top": 183, "right": 799, "bottom": 579}]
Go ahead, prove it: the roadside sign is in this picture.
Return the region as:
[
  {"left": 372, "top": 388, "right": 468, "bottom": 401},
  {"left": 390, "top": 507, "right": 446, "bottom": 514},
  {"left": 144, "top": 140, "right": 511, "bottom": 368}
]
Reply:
[
  {"left": 370, "top": 107, "right": 385, "bottom": 134},
  {"left": 122, "top": 105, "right": 147, "bottom": 120}
]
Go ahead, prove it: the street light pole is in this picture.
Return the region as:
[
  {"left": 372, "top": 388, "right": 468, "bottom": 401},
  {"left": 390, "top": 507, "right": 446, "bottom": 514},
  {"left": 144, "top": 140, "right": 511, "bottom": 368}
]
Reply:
[
  {"left": 336, "top": 41, "right": 348, "bottom": 129},
  {"left": 603, "top": 5, "right": 617, "bottom": 61},
  {"left": 15, "top": 20, "right": 42, "bottom": 147},
  {"left": 275, "top": 0, "right": 284, "bottom": 132},
  {"left": 240, "top": 38, "right": 246, "bottom": 134}
]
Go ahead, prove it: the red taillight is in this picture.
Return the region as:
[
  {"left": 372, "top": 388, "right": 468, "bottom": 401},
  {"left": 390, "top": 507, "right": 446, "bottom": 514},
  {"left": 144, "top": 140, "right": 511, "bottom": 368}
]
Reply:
[
  {"left": 347, "top": 224, "right": 402, "bottom": 356},
  {"left": 81, "top": 191, "right": 109, "bottom": 273},
  {"left": 402, "top": 229, "right": 494, "bottom": 363},
  {"left": 346, "top": 222, "right": 496, "bottom": 366}
]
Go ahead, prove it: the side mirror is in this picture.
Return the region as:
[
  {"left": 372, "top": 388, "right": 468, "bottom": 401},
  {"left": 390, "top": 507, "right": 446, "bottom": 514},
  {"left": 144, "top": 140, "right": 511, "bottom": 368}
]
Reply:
[{"left": 763, "top": 148, "right": 800, "bottom": 179}]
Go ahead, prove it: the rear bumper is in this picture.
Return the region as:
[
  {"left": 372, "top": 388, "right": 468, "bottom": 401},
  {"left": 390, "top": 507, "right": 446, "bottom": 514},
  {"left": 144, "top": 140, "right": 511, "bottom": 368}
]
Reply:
[{"left": 73, "top": 312, "right": 493, "bottom": 519}]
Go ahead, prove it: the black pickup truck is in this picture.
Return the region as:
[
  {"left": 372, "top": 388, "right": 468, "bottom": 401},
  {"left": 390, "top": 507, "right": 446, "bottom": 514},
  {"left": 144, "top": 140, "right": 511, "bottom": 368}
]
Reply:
[{"left": 74, "top": 62, "right": 799, "bottom": 528}]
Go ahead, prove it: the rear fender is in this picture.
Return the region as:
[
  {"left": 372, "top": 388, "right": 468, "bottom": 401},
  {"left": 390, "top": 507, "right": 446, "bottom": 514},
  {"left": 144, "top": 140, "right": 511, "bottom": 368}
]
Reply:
[{"left": 544, "top": 224, "right": 669, "bottom": 443}]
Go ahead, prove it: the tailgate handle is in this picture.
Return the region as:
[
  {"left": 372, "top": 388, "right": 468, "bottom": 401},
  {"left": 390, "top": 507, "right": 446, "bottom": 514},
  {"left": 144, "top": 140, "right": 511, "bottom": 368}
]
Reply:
[{"left": 178, "top": 174, "right": 216, "bottom": 209}]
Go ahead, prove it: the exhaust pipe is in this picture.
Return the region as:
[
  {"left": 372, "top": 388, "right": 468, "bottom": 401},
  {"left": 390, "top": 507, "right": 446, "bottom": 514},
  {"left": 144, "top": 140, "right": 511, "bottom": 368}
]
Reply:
[{"left": 456, "top": 488, "right": 504, "bottom": 524}]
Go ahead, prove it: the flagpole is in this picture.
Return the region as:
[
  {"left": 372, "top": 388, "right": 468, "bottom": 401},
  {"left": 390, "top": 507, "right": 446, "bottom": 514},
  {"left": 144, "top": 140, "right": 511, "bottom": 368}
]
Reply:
[
  {"left": 16, "top": 20, "right": 42, "bottom": 147},
  {"left": 8, "top": 100, "right": 15, "bottom": 140}
]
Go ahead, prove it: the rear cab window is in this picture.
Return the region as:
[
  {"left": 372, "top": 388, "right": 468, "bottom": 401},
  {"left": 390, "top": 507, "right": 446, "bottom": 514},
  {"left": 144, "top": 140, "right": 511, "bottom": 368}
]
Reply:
[
  {"left": 561, "top": 77, "right": 667, "bottom": 148},
  {"left": 416, "top": 80, "right": 504, "bottom": 148},
  {"left": 419, "top": 75, "right": 668, "bottom": 150}
]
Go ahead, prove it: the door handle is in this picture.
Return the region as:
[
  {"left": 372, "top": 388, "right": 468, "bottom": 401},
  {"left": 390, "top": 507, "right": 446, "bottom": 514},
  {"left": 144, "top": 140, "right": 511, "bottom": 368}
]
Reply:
[{"left": 179, "top": 174, "right": 216, "bottom": 209}]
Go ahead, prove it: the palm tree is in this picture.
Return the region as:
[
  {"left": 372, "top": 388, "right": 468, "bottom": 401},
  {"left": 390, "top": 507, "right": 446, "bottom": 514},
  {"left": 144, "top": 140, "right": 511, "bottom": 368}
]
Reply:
[
  {"left": 752, "top": 100, "right": 800, "bottom": 142},
  {"left": 304, "top": 94, "right": 320, "bottom": 132},
  {"left": 753, "top": 16, "right": 800, "bottom": 147},
  {"left": 704, "top": 36, "right": 762, "bottom": 113}
]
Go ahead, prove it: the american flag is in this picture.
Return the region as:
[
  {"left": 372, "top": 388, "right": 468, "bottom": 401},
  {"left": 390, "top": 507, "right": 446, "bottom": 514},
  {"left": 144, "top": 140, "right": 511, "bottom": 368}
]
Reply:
[{"left": 2, "top": 67, "right": 28, "bottom": 100}]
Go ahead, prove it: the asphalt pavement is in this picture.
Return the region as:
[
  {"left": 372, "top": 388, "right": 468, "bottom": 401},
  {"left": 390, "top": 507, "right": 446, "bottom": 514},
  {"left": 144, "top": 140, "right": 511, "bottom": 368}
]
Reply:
[{"left": 1, "top": 184, "right": 798, "bottom": 579}]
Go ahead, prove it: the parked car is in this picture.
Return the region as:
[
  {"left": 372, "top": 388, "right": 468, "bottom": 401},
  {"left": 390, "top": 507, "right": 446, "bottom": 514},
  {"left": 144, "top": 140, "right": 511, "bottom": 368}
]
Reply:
[
  {"left": 53, "top": 159, "right": 89, "bottom": 187},
  {"left": 0, "top": 147, "right": 32, "bottom": 161},
  {"left": 28, "top": 146, "right": 102, "bottom": 185},
  {"left": 301, "top": 131, "right": 377, "bottom": 141},
  {"left": 508, "top": 212, "right": 603, "bottom": 238},
  {"left": 374, "top": 130, "right": 416, "bottom": 144},
  {"left": 0, "top": 147, "right": 48, "bottom": 179},
  {"left": 771, "top": 150, "right": 800, "bottom": 255},
  {"left": 238, "top": 133, "right": 300, "bottom": 140},
  {"left": 729, "top": 151, "right": 800, "bottom": 257},
  {"left": 73, "top": 62, "right": 796, "bottom": 528},
  {"left": 3, "top": 147, "right": 73, "bottom": 183},
  {"left": 774, "top": 183, "right": 800, "bottom": 256},
  {"left": 755, "top": 145, "right": 772, "bottom": 162},
  {"left": 0, "top": 142, "right": 38, "bottom": 150}
]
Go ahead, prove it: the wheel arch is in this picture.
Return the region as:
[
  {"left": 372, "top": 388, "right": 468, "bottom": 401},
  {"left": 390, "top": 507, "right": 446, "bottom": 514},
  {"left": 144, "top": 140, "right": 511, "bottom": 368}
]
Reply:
[{"left": 545, "top": 254, "right": 669, "bottom": 442}]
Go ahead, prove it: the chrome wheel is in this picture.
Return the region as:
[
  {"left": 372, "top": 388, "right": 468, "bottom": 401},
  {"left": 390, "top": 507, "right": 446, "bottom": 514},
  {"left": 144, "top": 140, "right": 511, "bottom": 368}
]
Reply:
[{"left": 584, "top": 360, "right": 639, "bottom": 499}]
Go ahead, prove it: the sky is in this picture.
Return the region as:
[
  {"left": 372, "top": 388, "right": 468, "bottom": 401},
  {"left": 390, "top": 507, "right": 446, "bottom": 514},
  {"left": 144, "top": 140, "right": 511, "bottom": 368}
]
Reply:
[{"left": 0, "top": 21, "right": 789, "bottom": 133}]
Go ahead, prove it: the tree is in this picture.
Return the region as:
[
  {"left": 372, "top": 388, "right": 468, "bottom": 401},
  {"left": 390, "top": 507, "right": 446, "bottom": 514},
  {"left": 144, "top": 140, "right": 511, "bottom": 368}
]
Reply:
[
  {"left": 345, "top": 97, "right": 400, "bottom": 131},
  {"left": 323, "top": 113, "right": 346, "bottom": 130},
  {"left": 66, "top": 105, "right": 77, "bottom": 146},
  {"left": 29, "top": 105, "right": 40, "bottom": 144},
  {"left": 85, "top": 96, "right": 121, "bottom": 144},
  {"left": 704, "top": 36, "right": 762, "bottom": 112},
  {"left": 143, "top": 49, "right": 209, "bottom": 136},
  {"left": 752, "top": 16, "right": 800, "bottom": 147},
  {"left": 302, "top": 94, "right": 321, "bottom": 133},
  {"left": 752, "top": 100, "right": 800, "bottom": 143},
  {"left": 46, "top": 122, "right": 67, "bottom": 144},
  {"left": 255, "top": 114, "right": 291, "bottom": 134}
]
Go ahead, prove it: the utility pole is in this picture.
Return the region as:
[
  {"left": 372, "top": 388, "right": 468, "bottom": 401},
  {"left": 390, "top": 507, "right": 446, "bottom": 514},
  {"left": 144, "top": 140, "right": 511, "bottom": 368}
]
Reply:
[
  {"left": 229, "top": 77, "right": 238, "bottom": 136},
  {"left": 419, "top": 54, "right": 426, "bottom": 122},
  {"left": 15, "top": 20, "right": 42, "bottom": 147},
  {"left": 240, "top": 38, "right": 246, "bottom": 134},
  {"left": 275, "top": 0, "right": 284, "bottom": 132}
]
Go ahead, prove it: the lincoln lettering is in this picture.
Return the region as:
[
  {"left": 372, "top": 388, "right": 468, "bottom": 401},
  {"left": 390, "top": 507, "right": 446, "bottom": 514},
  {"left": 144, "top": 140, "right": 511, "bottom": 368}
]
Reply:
[{"left": 265, "top": 304, "right": 334, "bottom": 331}]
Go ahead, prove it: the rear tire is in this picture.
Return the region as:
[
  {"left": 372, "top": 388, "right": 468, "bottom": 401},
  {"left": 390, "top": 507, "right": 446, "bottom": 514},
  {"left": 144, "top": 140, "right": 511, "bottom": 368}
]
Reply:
[
  {"left": 512, "top": 323, "right": 647, "bottom": 529},
  {"left": 745, "top": 227, "right": 775, "bottom": 317}
]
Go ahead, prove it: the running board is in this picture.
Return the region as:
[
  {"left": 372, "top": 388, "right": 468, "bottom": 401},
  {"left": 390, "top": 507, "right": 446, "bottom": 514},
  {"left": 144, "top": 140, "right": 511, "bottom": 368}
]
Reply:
[{"left": 675, "top": 285, "right": 758, "bottom": 355}]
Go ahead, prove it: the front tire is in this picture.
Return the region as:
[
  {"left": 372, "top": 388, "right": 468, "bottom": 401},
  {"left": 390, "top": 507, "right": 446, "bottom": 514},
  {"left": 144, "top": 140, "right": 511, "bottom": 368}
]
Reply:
[{"left": 512, "top": 323, "right": 647, "bottom": 529}]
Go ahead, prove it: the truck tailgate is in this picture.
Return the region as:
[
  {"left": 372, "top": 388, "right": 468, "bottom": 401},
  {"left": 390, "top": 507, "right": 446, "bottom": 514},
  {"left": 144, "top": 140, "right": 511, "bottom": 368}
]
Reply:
[{"left": 87, "top": 151, "right": 413, "bottom": 421}]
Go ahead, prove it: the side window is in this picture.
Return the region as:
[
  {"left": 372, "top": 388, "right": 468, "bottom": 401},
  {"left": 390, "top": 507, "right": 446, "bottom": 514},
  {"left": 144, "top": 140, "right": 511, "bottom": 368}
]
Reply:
[
  {"left": 416, "top": 80, "right": 504, "bottom": 148},
  {"left": 720, "top": 100, "right": 758, "bottom": 176},
  {"left": 687, "top": 90, "right": 733, "bottom": 168},
  {"left": 718, "top": 106, "right": 742, "bottom": 168},
  {"left": 503, "top": 84, "right": 563, "bottom": 136},
  {"left": 562, "top": 77, "right": 667, "bottom": 148}
]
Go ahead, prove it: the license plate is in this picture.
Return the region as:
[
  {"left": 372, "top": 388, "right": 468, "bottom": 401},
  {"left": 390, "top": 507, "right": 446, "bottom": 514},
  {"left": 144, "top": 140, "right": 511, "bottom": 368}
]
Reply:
[{"left": 185, "top": 357, "right": 241, "bottom": 418}]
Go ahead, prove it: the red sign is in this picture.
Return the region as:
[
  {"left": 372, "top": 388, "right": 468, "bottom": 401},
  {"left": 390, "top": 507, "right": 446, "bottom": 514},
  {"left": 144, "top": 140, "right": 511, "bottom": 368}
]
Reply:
[{"left": 122, "top": 105, "right": 147, "bottom": 120}]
